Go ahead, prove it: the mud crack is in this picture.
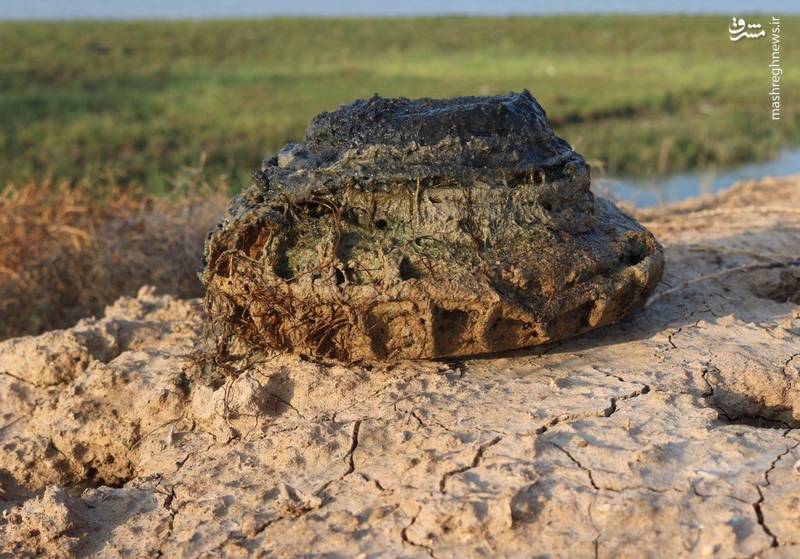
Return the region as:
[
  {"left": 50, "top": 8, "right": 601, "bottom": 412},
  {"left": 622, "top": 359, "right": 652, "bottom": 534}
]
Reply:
[
  {"left": 315, "top": 419, "right": 363, "bottom": 499},
  {"left": 439, "top": 435, "right": 502, "bottom": 494},
  {"left": 550, "top": 441, "right": 599, "bottom": 490},
  {"left": 753, "top": 434, "right": 800, "bottom": 549},
  {"left": 154, "top": 484, "right": 180, "bottom": 559},
  {"left": 782, "top": 353, "right": 800, "bottom": 377},
  {"left": 535, "top": 380, "right": 651, "bottom": 436},
  {"left": 400, "top": 504, "right": 436, "bottom": 558},
  {"left": 343, "top": 419, "right": 362, "bottom": 477}
]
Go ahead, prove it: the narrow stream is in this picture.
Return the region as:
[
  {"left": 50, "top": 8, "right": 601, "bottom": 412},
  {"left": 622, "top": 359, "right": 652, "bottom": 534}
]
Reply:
[{"left": 594, "top": 149, "right": 800, "bottom": 207}]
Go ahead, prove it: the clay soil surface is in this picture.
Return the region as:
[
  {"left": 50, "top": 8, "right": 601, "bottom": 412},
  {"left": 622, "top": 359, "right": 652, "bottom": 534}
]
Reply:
[{"left": 2, "top": 177, "right": 800, "bottom": 558}]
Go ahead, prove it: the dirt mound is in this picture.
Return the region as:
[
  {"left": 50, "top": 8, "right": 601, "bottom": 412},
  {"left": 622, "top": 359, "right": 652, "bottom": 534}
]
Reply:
[
  {"left": 2, "top": 176, "right": 800, "bottom": 558},
  {"left": 202, "top": 92, "right": 663, "bottom": 362}
]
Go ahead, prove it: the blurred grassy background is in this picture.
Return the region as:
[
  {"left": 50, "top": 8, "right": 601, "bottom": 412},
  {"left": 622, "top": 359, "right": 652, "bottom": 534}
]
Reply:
[{"left": 2, "top": 15, "right": 798, "bottom": 193}]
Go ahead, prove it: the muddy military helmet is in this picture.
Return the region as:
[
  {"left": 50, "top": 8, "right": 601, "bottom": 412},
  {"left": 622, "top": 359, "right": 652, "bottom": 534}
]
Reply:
[{"left": 202, "top": 91, "right": 664, "bottom": 362}]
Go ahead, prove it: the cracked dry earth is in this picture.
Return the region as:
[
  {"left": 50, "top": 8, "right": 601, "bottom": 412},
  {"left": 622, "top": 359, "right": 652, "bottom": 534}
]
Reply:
[{"left": 2, "top": 176, "right": 800, "bottom": 559}]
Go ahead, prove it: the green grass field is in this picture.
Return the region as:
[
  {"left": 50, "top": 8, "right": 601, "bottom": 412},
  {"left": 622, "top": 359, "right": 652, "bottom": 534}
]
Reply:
[{"left": 1, "top": 16, "right": 798, "bottom": 192}]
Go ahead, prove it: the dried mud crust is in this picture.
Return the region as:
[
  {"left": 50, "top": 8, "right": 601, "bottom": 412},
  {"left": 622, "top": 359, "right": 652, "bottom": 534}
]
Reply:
[
  {"left": 202, "top": 92, "right": 664, "bottom": 362},
  {"left": 2, "top": 176, "right": 800, "bottom": 558}
]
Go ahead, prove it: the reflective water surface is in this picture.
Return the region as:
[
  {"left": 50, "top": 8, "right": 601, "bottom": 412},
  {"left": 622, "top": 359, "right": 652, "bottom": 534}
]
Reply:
[{"left": 595, "top": 149, "right": 800, "bottom": 207}]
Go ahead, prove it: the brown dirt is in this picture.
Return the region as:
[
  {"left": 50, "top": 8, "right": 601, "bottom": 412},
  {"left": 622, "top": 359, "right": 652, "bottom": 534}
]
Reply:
[{"left": 2, "top": 176, "right": 800, "bottom": 558}]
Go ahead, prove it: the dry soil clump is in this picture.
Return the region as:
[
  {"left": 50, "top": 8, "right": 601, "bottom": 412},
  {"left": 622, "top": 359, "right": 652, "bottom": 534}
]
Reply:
[{"left": 202, "top": 91, "right": 664, "bottom": 361}]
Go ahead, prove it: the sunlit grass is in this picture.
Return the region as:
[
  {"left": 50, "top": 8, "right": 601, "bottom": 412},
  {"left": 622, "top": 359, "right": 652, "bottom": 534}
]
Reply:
[{"left": 1, "top": 15, "right": 797, "bottom": 192}]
